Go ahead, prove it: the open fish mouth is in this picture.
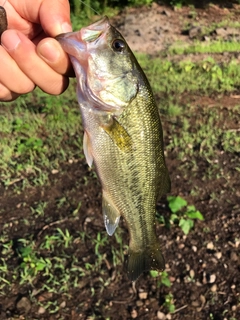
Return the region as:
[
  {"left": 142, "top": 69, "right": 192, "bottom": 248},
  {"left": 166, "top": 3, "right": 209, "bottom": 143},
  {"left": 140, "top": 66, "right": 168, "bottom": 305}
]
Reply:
[{"left": 55, "top": 16, "right": 110, "bottom": 56}]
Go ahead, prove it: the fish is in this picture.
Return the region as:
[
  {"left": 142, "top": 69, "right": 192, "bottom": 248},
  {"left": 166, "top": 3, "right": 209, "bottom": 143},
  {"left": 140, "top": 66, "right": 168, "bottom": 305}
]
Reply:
[{"left": 56, "top": 16, "right": 171, "bottom": 281}]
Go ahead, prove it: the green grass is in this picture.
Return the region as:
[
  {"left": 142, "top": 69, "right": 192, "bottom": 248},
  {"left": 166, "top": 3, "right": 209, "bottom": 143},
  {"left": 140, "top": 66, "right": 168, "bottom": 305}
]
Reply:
[
  {"left": 136, "top": 54, "right": 240, "bottom": 94},
  {"left": 0, "top": 80, "right": 83, "bottom": 186},
  {"left": 1, "top": 54, "right": 239, "bottom": 189},
  {"left": 168, "top": 41, "right": 240, "bottom": 55}
]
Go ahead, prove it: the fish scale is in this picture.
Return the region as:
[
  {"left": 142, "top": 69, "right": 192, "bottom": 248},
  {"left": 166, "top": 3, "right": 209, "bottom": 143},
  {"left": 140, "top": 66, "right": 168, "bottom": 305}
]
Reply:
[{"left": 56, "top": 16, "right": 170, "bottom": 281}]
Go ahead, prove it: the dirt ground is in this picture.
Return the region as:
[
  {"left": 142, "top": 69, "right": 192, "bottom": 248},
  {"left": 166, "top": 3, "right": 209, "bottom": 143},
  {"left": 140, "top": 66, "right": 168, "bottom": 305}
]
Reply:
[{"left": 0, "top": 3, "right": 240, "bottom": 320}]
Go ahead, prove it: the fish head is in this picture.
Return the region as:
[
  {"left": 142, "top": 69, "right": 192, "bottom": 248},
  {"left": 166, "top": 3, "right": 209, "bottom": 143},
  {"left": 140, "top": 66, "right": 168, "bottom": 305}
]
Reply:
[{"left": 56, "top": 16, "right": 139, "bottom": 113}]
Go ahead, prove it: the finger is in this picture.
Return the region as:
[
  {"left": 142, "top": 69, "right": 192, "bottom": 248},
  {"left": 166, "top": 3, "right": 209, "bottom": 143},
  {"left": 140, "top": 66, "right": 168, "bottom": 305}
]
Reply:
[
  {"left": 9, "top": 0, "right": 72, "bottom": 36},
  {"left": 3, "top": 1, "right": 33, "bottom": 34},
  {"left": 37, "top": 38, "right": 74, "bottom": 77},
  {"left": 0, "top": 82, "right": 20, "bottom": 102},
  {"left": 40, "top": 0, "right": 72, "bottom": 35},
  {"left": 1, "top": 29, "right": 69, "bottom": 95},
  {"left": 0, "top": 40, "right": 35, "bottom": 94}
]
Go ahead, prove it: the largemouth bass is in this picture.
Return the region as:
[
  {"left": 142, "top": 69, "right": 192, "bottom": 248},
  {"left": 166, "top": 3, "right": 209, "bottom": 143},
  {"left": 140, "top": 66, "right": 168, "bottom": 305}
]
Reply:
[{"left": 56, "top": 17, "right": 171, "bottom": 281}]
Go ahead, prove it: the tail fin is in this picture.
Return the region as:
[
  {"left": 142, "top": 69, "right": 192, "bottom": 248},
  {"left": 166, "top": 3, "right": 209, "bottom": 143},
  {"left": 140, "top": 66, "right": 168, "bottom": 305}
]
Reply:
[{"left": 127, "top": 246, "right": 165, "bottom": 281}]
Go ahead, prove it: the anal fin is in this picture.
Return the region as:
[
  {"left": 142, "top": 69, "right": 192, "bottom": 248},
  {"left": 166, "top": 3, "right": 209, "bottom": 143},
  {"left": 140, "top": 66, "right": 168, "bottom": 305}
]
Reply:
[{"left": 102, "top": 191, "right": 121, "bottom": 236}]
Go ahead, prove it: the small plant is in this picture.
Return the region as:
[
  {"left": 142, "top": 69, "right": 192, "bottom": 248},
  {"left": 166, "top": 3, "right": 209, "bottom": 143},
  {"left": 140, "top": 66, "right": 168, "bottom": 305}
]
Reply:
[
  {"left": 56, "top": 228, "right": 73, "bottom": 248},
  {"left": 17, "top": 240, "right": 52, "bottom": 284},
  {"left": 163, "top": 293, "right": 175, "bottom": 313},
  {"left": 94, "top": 232, "right": 108, "bottom": 256},
  {"left": 167, "top": 196, "right": 204, "bottom": 235},
  {"left": 150, "top": 270, "right": 171, "bottom": 287}
]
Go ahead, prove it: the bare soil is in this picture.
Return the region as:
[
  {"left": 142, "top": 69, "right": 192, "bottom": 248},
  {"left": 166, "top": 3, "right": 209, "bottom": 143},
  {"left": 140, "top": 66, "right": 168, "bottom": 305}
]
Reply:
[{"left": 0, "top": 3, "right": 240, "bottom": 320}]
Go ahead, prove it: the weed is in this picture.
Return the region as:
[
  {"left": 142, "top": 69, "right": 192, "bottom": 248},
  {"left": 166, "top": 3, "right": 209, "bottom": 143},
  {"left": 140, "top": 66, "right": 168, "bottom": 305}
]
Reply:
[
  {"left": 54, "top": 228, "right": 73, "bottom": 249},
  {"left": 30, "top": 201, "right": 47, "bottom": 217},
  {"left": 17, "top": 239, "right": 52, "bottom": 285},
  {"left": 94, "top": 232, "right": 108, "bottom": 256},
  {"left": 163, "top": 293, "right": 176, "bottom": 313},
  {"left": 167, "top": 196, "right": 204, "bottom": 235},
  {"left": 150, "top": 270, "right": 171, "bottom": 287}
]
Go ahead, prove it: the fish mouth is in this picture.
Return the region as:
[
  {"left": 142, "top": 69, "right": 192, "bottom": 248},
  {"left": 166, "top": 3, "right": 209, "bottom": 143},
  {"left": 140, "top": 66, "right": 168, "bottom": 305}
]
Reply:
[
  {"left": 81, "top": 16, "right": 110, "bottom": 42},
  {"left": 55, "top": 31, "right": 86, "bottom": 57},
  {"left": 55, "top": 16, "right": 110, "bottom": 57}
]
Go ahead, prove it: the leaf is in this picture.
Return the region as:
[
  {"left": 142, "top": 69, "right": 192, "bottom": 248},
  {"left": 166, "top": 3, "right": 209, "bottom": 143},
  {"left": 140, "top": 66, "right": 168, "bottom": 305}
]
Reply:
[
  {"left": 185, "top": 64, "right": 194, "bottom": 72},
  {"left": 150, "top": 270, "right": 159, "bottom": 278},
  {"left": 167, "top": 196, "right": 187, "bottom": 213},
  {"left": 36, "top": 261, "right": 46, "bottom": 271},
  {"left": 170, "top": 213, "right": 178, "bottom": 223},
  {"left": 179, "top": 218, "right": 194, "bottom": 235},
  {"left": 169, "top": 303, "right": 176, "bottom": 313},
  {"left": 187, "top": 210, "right": 204, "bottom": 221},
  {"left": 161, "top": 276, "right": 171, "bottom": 287}
]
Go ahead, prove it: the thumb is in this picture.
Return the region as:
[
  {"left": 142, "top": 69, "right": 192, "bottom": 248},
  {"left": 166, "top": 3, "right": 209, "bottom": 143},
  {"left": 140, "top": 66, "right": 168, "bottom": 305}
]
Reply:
[{"left": 39, "top": 0, "right": 72, "bottom": 36}]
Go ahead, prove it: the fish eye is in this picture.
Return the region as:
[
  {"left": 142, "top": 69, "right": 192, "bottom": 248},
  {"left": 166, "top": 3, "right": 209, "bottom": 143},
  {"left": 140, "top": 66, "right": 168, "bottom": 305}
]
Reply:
[{"left": 112, "top": 39, "right": 125, "bottom": 53}]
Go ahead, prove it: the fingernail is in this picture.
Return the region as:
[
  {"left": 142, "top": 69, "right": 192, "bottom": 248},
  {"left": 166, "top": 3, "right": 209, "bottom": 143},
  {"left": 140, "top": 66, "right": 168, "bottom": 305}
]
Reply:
[
  {"left": 1, "top": 31, "right": 21, "bottom": 51},
  {"left": 38, "top": 41, "right": 60, "bottom": 63},
  {"left": 61, "top": 22, "right": 72, "bottom": 33}
]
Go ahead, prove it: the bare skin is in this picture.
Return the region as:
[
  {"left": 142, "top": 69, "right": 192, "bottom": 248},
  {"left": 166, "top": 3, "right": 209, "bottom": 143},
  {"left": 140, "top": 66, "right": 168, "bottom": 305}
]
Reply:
[{"left": 0, "top": 0, "right": 74, "bottom": 102}]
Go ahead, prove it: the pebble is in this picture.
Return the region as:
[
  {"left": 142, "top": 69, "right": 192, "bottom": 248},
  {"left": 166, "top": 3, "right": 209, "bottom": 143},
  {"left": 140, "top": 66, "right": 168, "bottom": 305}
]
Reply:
[
  {"left": 38, "top": 306, "right": 46, "bottom": 315},
  {"left": 192, "top": 245, "right": 197, "bottom": 252},
  {"left": 136, "top": 300, "right": 143, "bottom": 307},
  {"left": 188, "top": 26, "right": 202, "bottom": 39},
  {"left": 211, "top": 284, "right": 217, "bottom": 292},
  {"left": 157, "top": 311, "right": 166, "bottom": 320},
  {"left": 209, "top": 274, "right": 216, "bottom": 283},
  {"left": 191, "top": 300, "right": 201, "bottom": 307},
  {"left": 16, "top": 297, "right": 31, "bottom": 314},
  {"left": 200, "top": 295, "right": 206, "bottom": 305},
  {"left": 60, "top": 301, "right": 66, "bottom": 308},
  {"left": 235, "top": 239, "right": 240, "bottom": 248},
  {"left": 230, "top": 252, "right": 238, "bottom": 262},
  {"left": 178, "top": 243, "right": 185, "bottom": 249},
  {"left": 185, "top": 264, "right": 190, "bottom": 271},
  {"left": 214, "top": 252, "right": 222, "bottom": 259},
  {"left": 139, "top": 292, "right": 148, "bottom": 300},
  {"left": 207, "top": 242, "right": 214, "bottom": 250},
  {"left": 215, "top": 27, "right": 228, "bottom": 37},
  {"left": 131, "top": 309, "right": 138, "bottom": 319},
  {"left": 189, "top": 269, "right": 195, "bottom": 278}
]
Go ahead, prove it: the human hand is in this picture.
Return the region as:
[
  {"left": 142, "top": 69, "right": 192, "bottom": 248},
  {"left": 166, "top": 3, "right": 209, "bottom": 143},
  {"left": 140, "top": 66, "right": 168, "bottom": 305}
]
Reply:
[{"left": 0, "top": 0, "right": 74, "bottom": 102}]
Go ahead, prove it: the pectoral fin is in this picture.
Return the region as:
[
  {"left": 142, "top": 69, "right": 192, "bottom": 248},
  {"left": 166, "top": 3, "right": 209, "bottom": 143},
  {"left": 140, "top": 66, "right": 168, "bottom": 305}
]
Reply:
[
  {"left": 102, "top": 191, "right": 121, "bottom": 236},
  {"left": 101, "top": 117, "right": 132, "bottom": 152},
  {"left": 83, "top": 131, "right": 93, "bottom": 167}
]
